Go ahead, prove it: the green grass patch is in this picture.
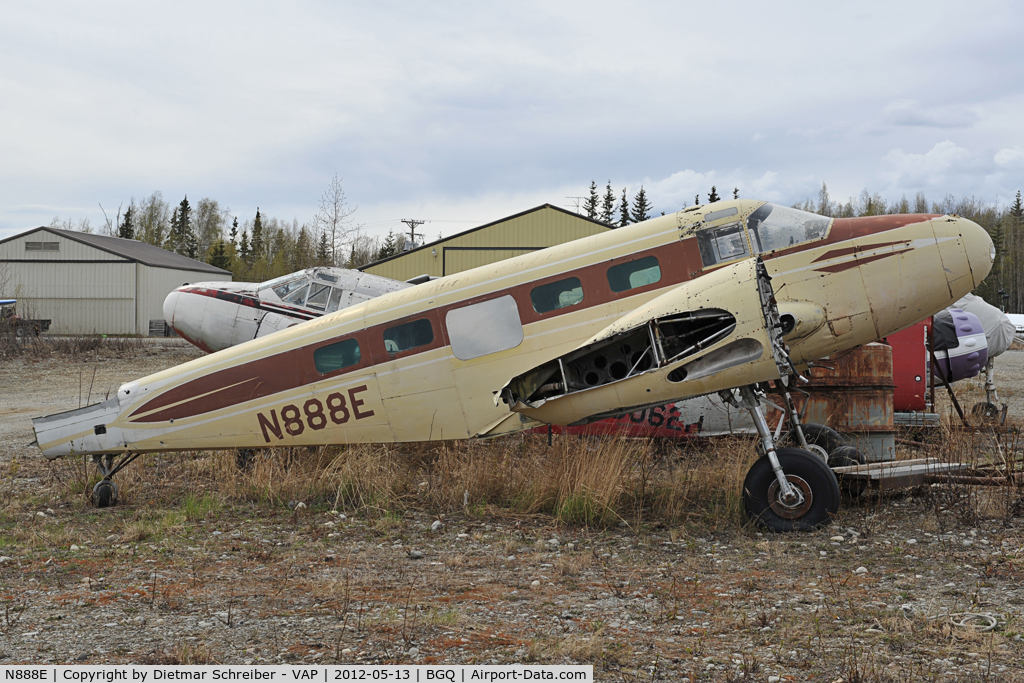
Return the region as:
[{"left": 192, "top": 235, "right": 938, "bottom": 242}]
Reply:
[{"left": 181, "top": 492, "right": 221, "bottom": 522}]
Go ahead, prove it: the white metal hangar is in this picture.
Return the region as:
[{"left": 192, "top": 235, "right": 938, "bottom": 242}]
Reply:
[{"left": 0, "top": 227, "right": 232, "bottom": 335}]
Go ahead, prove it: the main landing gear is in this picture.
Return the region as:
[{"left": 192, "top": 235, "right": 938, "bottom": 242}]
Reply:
[
  {"left": 727, "top": 384, "right": 841, "bottom": 531},
  {"left": 90, "top": 452, "right": 142, "bottom": 508}
]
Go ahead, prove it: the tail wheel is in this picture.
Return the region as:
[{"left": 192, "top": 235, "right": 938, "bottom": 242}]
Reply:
[{"left": 743, "top": 448, "right": 840, "bottom": 531}]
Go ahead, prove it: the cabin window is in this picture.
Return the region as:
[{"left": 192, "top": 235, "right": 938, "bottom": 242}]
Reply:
[
  {"left": 305, "top": 283, "right": 332, "bottom": 311},
  {"left": 530, "top": 277, "right": 584, "bottom": 314},
  {"left": 271, "top": 277, "right": 307, "bottom": 300},
  {"left": 446, "top": 295, "right": 524, "bottom": 361},
  {"left": 607, "top": 256, "right": 661, "bottom": 293},
  {"left": 747, "top": 203, "right": 831, "bottom": 254},
  {"left": 383, "top": 318, "right": 434, "bottom": 354},
  {"left": 314, "top": 338, "right": 361, "bottom": 374},
  {"left": 696, "top": 223, "right": 748, "bottom": 267}
]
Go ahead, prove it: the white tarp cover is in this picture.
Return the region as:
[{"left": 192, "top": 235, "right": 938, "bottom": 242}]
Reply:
[{"left": 953, "top": 293, "right": 1016, "bottom": 357}]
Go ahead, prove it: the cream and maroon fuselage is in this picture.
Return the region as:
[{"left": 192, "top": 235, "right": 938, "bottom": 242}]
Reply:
[{"left": 34, "top": 199, "right": 993, "bottom": 458}]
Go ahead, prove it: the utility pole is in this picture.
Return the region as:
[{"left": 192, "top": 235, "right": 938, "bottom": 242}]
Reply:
[{"left": 400, "top": 219, "right": 427, "bottom": 250}]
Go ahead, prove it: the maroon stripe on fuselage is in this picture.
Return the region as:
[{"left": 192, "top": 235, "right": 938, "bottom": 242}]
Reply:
[
  {"left": 812, "top": 250, "right": 906, "bottom": 273},
  {"left": 178, "top": 286, "right": 321, "bottom": 321},
  {"left": 811, "top": 240, "right": 907, "bottom": 263},
  {"left": 130, "top": 213, "right": 936, "bottom": 423}
]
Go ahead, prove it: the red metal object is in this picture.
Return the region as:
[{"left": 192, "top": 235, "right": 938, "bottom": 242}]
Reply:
[
  {"left": 886, "top": 320, "right": 931, "bottom": 412},
  {"left": 796, "top": 343, "right": 895, "bottom": 429},
  {"left": 532, "top": 403, "right": 701, "bottom": 438}
]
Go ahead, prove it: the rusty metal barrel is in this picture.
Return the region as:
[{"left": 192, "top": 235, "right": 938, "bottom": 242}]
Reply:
[{"left": 795, "top": 342, "right": 896, "bottom": 462}]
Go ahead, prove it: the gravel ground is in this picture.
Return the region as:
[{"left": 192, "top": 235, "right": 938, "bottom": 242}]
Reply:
[{"left": 1, "top": 343, "right": 1023, "bottom": 679}]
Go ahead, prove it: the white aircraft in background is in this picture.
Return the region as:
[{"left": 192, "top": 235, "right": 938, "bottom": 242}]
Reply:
[{"left": 163, "top": 267, "right": 413, "bottom": 353}]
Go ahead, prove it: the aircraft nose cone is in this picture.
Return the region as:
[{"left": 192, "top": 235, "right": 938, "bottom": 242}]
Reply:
[
  {"left": 959, "top": 217, "right": 995, "bottom": 288},
  {"left": 163, "top": 289, "right": 181, "bottom": 327}
]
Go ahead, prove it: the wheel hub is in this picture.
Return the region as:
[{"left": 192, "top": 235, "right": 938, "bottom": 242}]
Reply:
[
  {"left": 805, "top": 444, "right": 829, "bottom": 462},
  {"left": 768, "top": 475, "right": 813, "bottom": 519}
]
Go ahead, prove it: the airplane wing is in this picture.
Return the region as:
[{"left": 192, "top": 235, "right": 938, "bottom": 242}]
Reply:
[{"left": 499, "top": 257, "right": 790, "bottom": 426}]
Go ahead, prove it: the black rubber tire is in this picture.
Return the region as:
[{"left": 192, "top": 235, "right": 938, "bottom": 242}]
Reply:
[
  {"left": 757, "top": 423, "right": 845, "bottom": 460},
  {"left": 971, "top": 402, "right": 1000, "bottom": 423},
  {"left": 93, "top": 480, "right": 116, "bottom": 508},
  {"left": 14, "top": 326, "right": 26, "bottom": 340},
  {"left": 785, "top": 423, "right": 845, "bottom": 453},
  {"left": 828, "top": 445, "right": 865, "bottom": 468},
  {"left": 743, "top": 448, "right": 841, "bottom": 531}
]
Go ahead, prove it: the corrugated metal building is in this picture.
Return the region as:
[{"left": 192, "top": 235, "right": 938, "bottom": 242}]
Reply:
[
  {"left": 360, "top": 204, "right": 613, "bottom": 281},
  {"left": 0, "top": 227, "right": 231, "bottom": 335}
]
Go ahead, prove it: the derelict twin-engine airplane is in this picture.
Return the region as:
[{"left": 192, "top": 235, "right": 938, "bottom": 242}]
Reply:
[
  {"left": 163, "top": 267, "right": 413, "bottom": 353},
  {"left": 33, "top": 199, "right": 994, "bottom": 530}
]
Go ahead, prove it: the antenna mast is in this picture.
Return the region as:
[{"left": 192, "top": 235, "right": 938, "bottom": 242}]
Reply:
[{"left": 565, "top": 197, "right": 586, "bottom": 214}]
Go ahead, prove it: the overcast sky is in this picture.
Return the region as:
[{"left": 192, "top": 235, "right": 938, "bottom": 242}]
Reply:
[{"left": 2, "top": 0, "right": 1022, "bottom": 243}]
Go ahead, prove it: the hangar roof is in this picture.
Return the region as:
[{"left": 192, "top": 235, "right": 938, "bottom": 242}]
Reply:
[
  {"left": 0, "top": 227, "right": 231, "bottom": 275},
  {"left": 359, "top": 204, "right": 613, "bottom": 278}
]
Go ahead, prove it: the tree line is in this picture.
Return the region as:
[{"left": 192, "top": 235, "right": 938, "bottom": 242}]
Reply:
[
  {"left": 51, "top": 175, "right": 381, "bottom": 283},
  {"left": 578, "top": 181, "right": 739, "bottom": 226}
]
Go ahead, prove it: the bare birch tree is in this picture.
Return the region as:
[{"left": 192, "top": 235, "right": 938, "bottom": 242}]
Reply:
[{"left": 313, "top": 174, "right": 360, "bottom": 266}]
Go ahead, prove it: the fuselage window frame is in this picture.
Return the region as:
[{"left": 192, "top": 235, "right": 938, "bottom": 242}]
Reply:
[
  {"left": 313, "top": 337, "right": 362, "bottom": 375},
  {"left": 530, "top": 277, "right": 585, "bottom": 314},
  {"left": 606, "top": 255, "right": 662, "bottom": 293},
  {"left": 696, "top": 222, "right": 750, "bottom": 268},
  {"left": 382, "top": 318, "right": 435, "bottom": 355}
]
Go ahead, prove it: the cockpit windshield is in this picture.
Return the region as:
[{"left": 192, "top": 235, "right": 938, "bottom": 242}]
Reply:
[
  {"left": 746, "top": 204, "right": 831, "bottom": 254},
  {"left": 260, "top": 274, "right": 309, "bottom": 299}
]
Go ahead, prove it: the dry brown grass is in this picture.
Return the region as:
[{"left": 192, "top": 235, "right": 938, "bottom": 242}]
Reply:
[
  {"left": 0, "top": 332, "right": 143, "bottom": 361},
  {"left": 156, "top": 432, "right": 762, "bottom": 529}
]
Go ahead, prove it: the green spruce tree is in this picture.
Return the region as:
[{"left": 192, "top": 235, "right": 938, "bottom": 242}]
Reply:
[
  {"left": 619, "top": 188, "right": 630, "bottom": 228},
  {"left": 316, "top": 231, "right": 330, "bottom": 265},
  {"left": 118, "top": 206, "right": 135, "bottom": 240},
  {"left": 239, "top": 230, "right": 250, "bottom": 264},
  {"left": 207, "top": 240, "right": 231, "bottom": 270},
  {"left": 707, "top": 186, "right": 720, "bottom": 203},
  {"left": 583, "top": 181, "right": 599, "bottom": 220},
  {"left": 251, "top": 208, "right": 264, "bottom": 262},
  {"left": 600, "top": 181, "right": 616, "bottom": 224},
  {"left": 631, "top": 186, "right": 652, "bottom": 223},
  {"left": 177, "top": 196, "right": 192, "bottom": 254},
  {"left": 185, "top": 224, "right": 198, "bottom": 259},
  {"left": 228, "top": 217, "right": 238, "bottom": 249},
  {"left": 733, "top": 187, "right": 739, "bottom": 200},
  {"left": 377, "top": 231, "right": 398, "bottom": 260},
  {"left": 167, "top": 207, "right": 180, "bottom": 252}
]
